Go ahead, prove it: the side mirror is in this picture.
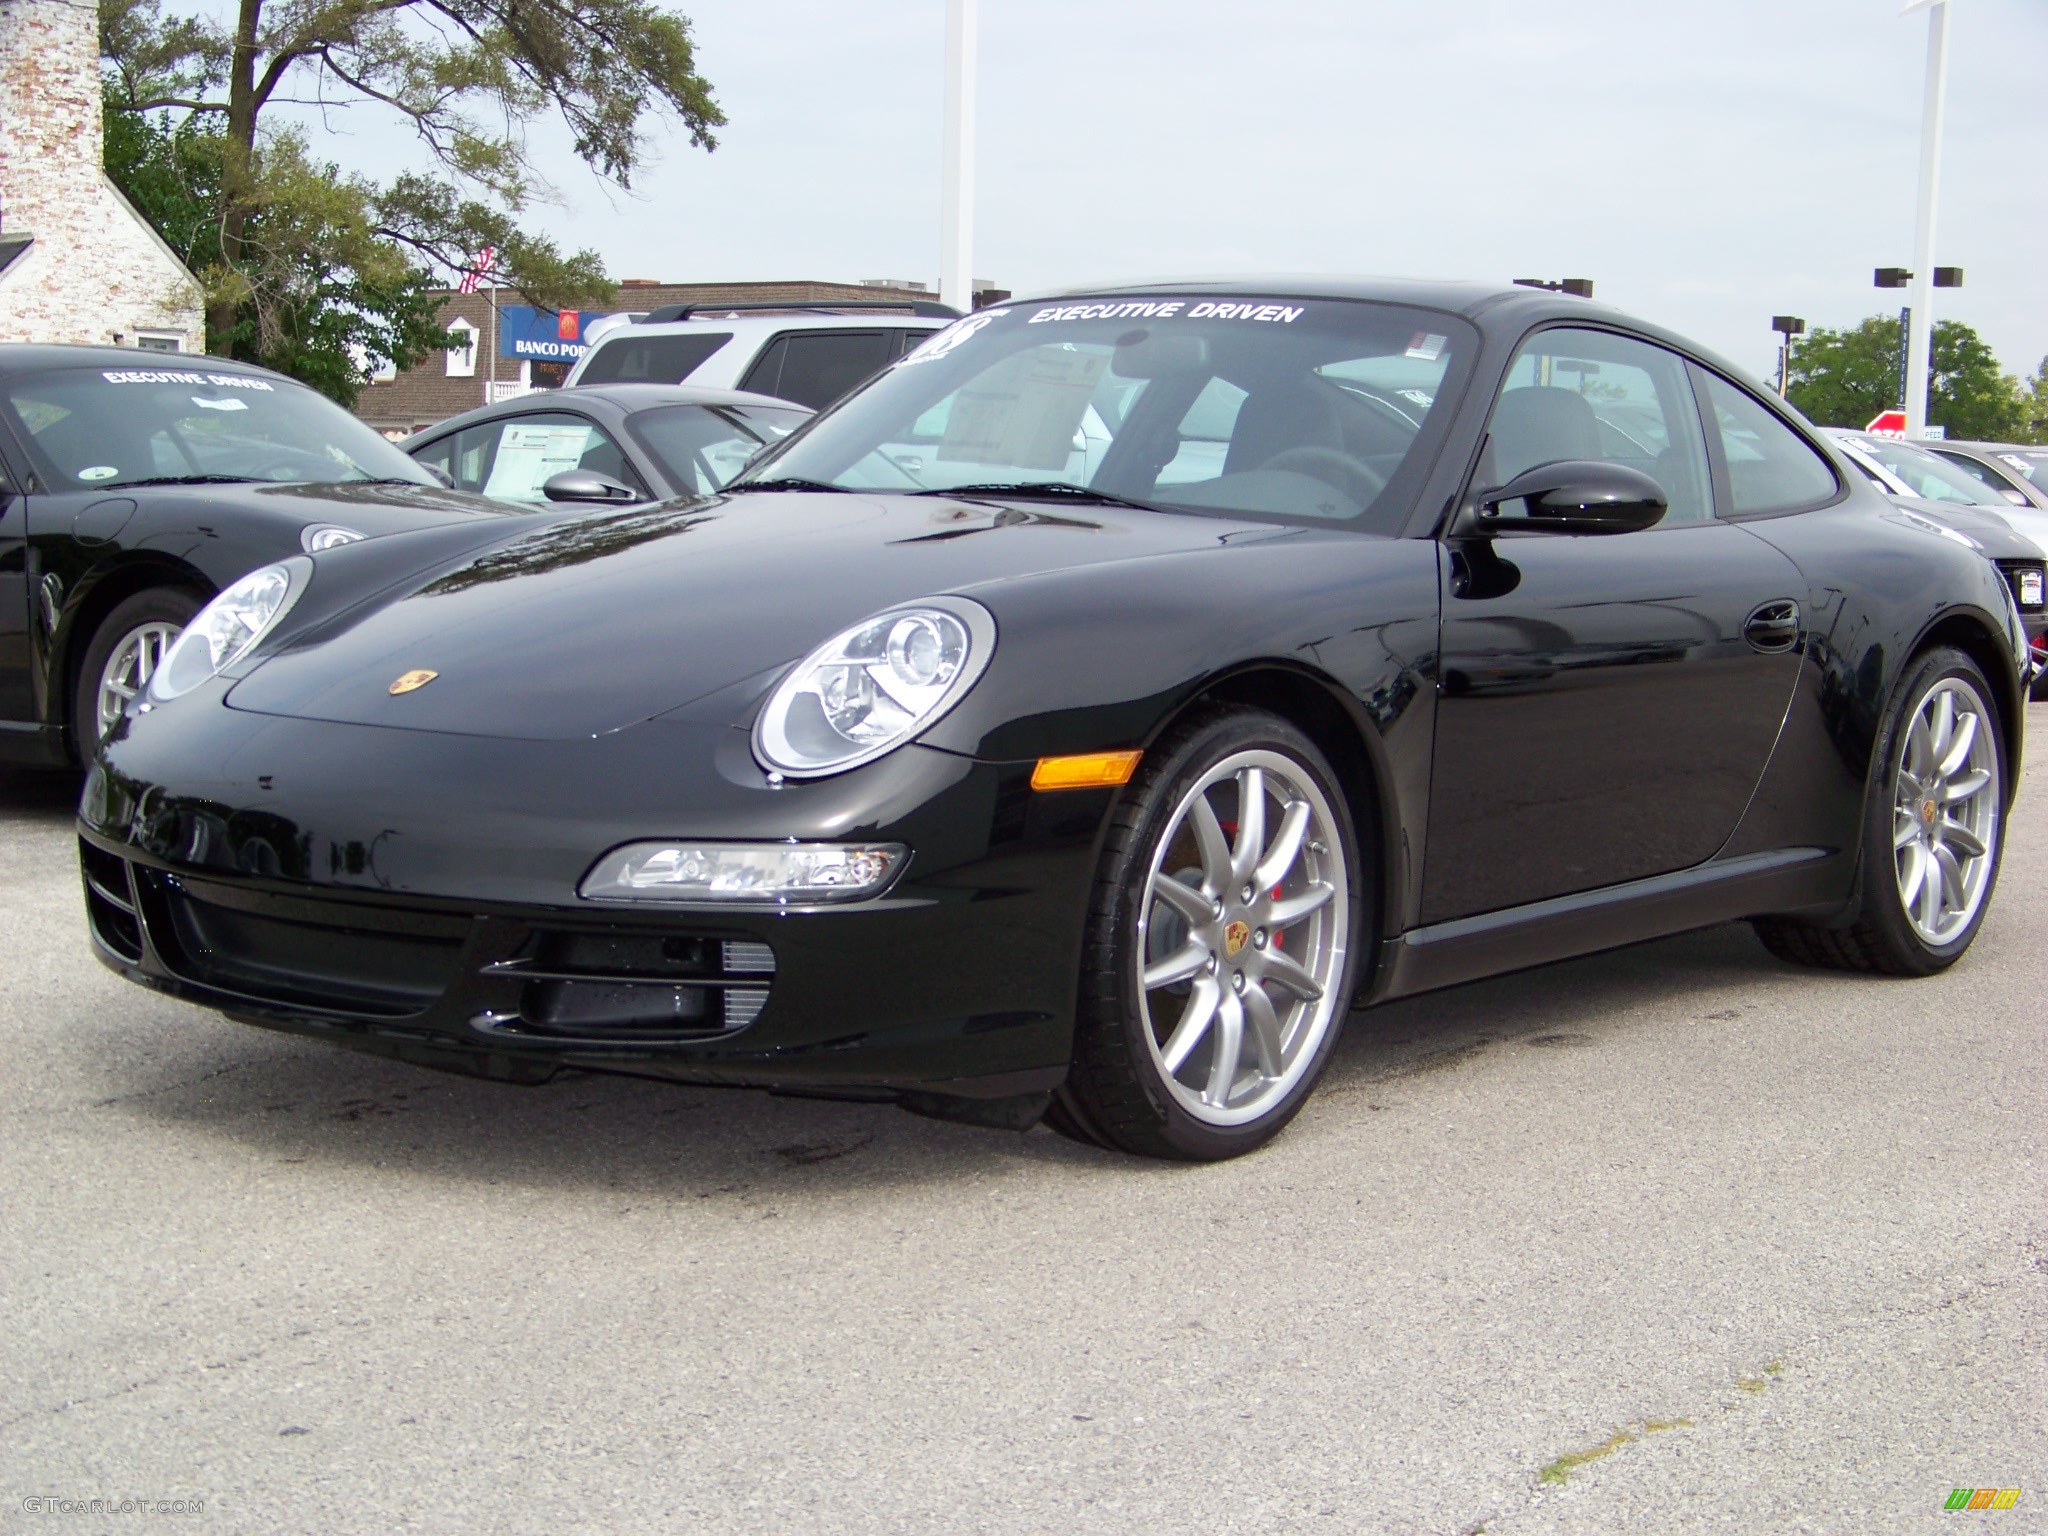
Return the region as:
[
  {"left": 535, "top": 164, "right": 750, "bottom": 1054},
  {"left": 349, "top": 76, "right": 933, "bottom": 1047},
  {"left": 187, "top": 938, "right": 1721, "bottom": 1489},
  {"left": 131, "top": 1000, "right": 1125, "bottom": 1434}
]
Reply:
[
  {"left": 541, "top": 469, "right": 643, "bottom": 505},
  {"left": 1474, "top": 459, "right": 1668, "bottom": 535}
]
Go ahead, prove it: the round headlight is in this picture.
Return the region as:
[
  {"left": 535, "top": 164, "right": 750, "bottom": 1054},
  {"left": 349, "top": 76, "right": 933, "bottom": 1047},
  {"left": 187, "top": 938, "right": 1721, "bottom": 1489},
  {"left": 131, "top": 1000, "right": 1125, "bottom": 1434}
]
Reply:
[
  {"left": 151, "top": 559, "right": 307, "bottom": 702},
  {"left": 301, "top": 523, "right": 365, "bottom": 552},
  {"left": 754, "top": 598, "right": 996, "bottom": 777}
]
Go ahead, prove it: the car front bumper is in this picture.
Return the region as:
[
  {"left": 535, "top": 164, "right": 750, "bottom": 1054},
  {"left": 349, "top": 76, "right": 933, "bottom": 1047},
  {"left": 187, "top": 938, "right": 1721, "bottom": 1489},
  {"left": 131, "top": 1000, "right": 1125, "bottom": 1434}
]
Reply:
[{"left": 77, "top": 701, "right": 1114, "bottom": 1114}]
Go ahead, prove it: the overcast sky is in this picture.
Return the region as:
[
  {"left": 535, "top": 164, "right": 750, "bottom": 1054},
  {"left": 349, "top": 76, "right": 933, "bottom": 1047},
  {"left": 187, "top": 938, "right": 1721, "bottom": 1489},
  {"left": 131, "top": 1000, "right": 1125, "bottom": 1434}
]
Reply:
[{"left": 289, "top": 0, "right": 2048, "bottom": 386}]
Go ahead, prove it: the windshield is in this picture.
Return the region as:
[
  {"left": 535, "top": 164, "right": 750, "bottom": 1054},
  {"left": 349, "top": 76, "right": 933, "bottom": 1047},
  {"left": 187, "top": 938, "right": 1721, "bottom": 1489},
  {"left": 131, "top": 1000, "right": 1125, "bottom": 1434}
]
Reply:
[
  {"left": 1850, "top": 435, "right": 2008, "bottom": 506},
  {"left": 744, "top": 297, "right": 1475, "bottom": 531},
  {"left": 0, "top": 365, "right": 435, "bottom": 492},
  {"left": 627, "top": 402, "right": 810, "bottom": 495},
  {"left": 1992, "top": 449, "right": 2048, "bottom": 487}
]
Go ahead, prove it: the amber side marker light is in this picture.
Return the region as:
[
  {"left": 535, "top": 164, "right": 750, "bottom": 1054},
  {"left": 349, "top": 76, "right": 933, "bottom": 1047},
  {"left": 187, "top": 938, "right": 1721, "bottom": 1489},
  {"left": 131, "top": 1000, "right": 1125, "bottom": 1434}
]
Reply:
[{"left": 1031, "top": 750, "right": 1143, "bottom": 791}]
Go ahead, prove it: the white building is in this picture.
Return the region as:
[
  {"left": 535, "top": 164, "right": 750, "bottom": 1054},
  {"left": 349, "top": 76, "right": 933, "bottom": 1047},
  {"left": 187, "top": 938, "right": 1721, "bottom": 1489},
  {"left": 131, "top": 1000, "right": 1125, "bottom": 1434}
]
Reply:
[{"left": 0, "top": 0, "right": 203, "bottom": 351}]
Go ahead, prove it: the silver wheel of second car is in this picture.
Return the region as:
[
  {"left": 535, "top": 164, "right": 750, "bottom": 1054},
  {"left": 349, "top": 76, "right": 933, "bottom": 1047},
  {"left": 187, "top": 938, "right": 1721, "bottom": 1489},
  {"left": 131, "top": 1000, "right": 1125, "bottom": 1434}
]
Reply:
[
  {"left": 96, "top": 621, "right": 182, "bottom": 739},
  {"left": 1892, "top": 674, "right": 2001, "bottom": 946},
  {"left": 1135, "top": 749, "right": 1350, "bottom": 1128}
]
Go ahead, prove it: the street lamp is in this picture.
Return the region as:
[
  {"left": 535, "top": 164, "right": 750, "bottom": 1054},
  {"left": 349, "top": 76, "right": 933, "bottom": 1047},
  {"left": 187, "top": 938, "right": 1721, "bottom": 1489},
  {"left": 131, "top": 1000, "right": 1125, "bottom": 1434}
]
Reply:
[{"left": 1771, "top": 316, "right": 1805, "bottom": 398}]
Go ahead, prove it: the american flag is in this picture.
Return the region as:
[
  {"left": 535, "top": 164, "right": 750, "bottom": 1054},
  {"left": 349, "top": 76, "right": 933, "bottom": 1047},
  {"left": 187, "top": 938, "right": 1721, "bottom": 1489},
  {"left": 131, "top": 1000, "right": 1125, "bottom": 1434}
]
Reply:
[{"left": 456, "top": 246, "right": 498, "bottom": 294}]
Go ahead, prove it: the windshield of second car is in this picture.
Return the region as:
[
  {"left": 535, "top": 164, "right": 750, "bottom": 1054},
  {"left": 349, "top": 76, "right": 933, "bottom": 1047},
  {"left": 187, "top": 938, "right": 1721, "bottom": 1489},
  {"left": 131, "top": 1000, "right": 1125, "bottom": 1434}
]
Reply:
[
  {"left": 1855, "top": 436, "right": 2007, "bottom": 506},
  {"left": 628, "top": 402, "right": 810, "bottom": 495},
  {"left": 0, "top": 366, "right": 435, "bottom": 491},
  {"left": 744, "top": 298, "right": 1473, "bottom": 530}
]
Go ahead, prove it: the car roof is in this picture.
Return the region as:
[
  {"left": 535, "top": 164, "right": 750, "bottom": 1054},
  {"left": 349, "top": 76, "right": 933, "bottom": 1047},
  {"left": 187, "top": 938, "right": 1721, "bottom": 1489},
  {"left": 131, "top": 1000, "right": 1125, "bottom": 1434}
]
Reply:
[
  {"left": 0, "top": 343, "right": 286, "bottom": 379},
  {"left": 591, "top": 310, "right": 953, "bottom": 342},
  {"left": 399, "top": 383, "right": 807, "bottom": 445}
]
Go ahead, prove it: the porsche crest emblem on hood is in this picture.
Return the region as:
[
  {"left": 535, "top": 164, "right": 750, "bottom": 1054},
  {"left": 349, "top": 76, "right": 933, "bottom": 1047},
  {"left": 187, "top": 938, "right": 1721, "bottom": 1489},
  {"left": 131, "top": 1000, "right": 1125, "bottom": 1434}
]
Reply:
[{"left": 388, "top": 669, "right": 438, "bottom": 695}]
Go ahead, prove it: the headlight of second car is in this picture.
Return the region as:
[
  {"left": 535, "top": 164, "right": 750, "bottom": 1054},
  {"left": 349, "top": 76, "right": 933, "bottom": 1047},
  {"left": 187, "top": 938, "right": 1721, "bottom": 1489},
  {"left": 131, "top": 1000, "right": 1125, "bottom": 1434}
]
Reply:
[
  {"left": 753, "top": 598, "right": 995, "bottom": 777},
  {"left": 151, "top": 559, "right": 307, "bottom": 702}
]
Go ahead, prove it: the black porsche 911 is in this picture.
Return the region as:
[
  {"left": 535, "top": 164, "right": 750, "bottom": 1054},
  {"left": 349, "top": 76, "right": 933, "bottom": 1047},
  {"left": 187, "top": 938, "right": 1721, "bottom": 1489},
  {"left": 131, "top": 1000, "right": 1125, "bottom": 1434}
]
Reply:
[
  {"left": 78, "top": 281, "right": 2038, "bottom": 1160},
  {"left": 0, "top": 345, "right": 516, "bottom": 765}
]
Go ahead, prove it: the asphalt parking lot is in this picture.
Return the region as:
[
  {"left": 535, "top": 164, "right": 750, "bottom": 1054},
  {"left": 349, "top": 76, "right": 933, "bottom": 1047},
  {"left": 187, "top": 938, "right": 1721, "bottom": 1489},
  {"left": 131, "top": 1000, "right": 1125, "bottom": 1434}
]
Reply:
[{"left": 3, "top": 720, "right": 2042, "bottom": 1536}]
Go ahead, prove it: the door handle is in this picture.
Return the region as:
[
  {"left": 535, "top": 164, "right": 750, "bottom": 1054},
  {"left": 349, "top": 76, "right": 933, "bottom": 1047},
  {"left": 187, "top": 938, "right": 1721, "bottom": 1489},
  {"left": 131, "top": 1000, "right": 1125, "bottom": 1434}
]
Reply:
[{"left": 1744, "top": 599, "right": 1801, "bottom": 653}]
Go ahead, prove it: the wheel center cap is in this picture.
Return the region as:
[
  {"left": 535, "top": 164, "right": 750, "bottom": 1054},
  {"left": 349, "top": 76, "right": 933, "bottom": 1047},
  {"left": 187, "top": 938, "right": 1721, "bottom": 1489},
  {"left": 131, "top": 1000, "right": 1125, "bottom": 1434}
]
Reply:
[
  {"left": 1223, "top": 919, "right": 1251, "bottom": 958},
  {"left": 1921, "top": 798, "right": 1938, "bottom": 825}
]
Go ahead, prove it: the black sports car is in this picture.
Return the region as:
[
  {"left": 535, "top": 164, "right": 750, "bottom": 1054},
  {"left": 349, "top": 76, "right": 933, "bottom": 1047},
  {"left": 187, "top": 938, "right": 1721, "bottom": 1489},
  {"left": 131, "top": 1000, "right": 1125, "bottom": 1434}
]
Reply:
[
  {"left": 401, "top": 383, "right": 810, "bottom": 507},
  {"left": 0, "top": 346, "right": 517, "bottom": 765},
  {"left": 78, "top": 282, "right": 2037, "bottom": 1160}
]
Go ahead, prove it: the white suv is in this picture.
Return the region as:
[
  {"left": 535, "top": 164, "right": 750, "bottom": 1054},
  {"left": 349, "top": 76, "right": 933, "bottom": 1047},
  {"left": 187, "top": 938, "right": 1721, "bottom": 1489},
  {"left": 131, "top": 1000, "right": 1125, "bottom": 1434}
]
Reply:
[{"left": 565, "top": 302, "right": 958, "bottom": 409}]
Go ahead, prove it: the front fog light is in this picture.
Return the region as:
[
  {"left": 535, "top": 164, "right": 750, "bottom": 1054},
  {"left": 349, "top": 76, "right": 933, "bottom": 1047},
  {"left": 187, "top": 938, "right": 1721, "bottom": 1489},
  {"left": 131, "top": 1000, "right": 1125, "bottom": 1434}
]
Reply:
[{"left": 579, "top": 842, "right": 907, "bottom": 903}]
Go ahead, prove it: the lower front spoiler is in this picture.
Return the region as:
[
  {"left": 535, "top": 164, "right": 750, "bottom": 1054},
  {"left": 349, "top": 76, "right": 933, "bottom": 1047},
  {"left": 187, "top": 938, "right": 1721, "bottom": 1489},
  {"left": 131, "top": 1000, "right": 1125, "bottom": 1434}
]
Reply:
[{"left": 79, "top": 834, "right": 1079, "bottom": 1131}]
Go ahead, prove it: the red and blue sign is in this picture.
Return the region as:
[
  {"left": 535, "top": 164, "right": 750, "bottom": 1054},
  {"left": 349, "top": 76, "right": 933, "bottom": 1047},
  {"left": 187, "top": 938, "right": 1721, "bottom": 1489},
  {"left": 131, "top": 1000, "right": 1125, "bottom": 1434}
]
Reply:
[{"left": 497, "top": 306, "right": 623, "bottom": 360}]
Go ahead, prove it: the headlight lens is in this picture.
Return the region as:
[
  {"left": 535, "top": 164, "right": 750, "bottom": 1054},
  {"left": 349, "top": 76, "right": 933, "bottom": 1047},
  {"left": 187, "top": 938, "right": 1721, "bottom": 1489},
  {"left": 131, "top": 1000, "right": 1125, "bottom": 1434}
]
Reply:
[
  {"left": 150, "top": 559, "right": 306, "bottom": 701},
  {"left": 753, "top": 599, "right": 995, "bottom": 777},
  {"left": 301, "top": 524, "right": 364, "bottom": 552},
  {"left": 580, "top": 842, "right": 906, "bottom": 903}
]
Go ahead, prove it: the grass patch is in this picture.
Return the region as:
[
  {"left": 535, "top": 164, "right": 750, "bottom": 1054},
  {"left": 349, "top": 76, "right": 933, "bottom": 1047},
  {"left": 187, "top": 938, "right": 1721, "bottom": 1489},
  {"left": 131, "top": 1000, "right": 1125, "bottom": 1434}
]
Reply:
[{"left": 1538, "top": 1418, "right": 1692, "bottom": 1486}]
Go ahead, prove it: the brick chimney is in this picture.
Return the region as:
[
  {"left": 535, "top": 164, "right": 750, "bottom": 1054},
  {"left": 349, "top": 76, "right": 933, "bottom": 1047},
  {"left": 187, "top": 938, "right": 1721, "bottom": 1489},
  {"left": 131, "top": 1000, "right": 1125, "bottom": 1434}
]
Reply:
[{"left": 0, "top": 0, "right": 103, "bottom": 234}]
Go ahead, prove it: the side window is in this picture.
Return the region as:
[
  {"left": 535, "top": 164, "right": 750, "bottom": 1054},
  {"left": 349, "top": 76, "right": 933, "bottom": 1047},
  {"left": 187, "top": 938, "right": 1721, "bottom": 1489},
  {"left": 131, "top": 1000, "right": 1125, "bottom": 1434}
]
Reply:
[
  {"left": 1697, "top": 372, "right": 1839, "bottom": 516},
  {"left": 1485, "top": 328, "right": 1714, "bottom": 525},
  {"left": 444, "top": 413, "right": 646, "bottom": 504},
  {"left": 577, "top": 332, "right": 731, "bottom": 385},
  {"left": 407, "top": 435, "right": 454, "bottom": 482},
  {"left": 743, "top": 330, "right": 895, "bottom": 409}
]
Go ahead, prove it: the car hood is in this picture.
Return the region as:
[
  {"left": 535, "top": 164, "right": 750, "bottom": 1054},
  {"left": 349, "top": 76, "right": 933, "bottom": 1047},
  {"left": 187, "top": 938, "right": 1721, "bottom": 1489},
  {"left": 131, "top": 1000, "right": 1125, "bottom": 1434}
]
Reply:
[
  {"left": 1884, "top": 496, "right": 2046, "bottom": 560},
  {"left": 154, "top": 478, "right": 520, "bottom": 535},
  {"left": 225, "top": 491, "right": 1278, "bottom": 740}
]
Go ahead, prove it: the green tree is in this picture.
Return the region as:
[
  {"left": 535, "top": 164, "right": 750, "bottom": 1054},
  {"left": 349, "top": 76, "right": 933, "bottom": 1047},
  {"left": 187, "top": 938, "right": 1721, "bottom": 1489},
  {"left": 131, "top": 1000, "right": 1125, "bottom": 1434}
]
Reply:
[
  {"left": 1785, "top": 313, "right": 2027, "bottom": 442},
  {"left": 2018, "top": 357, "right": 2048, "bottom": 446},
  {"left": 100, "top": 0, "right": 723, "bottom": 402}
]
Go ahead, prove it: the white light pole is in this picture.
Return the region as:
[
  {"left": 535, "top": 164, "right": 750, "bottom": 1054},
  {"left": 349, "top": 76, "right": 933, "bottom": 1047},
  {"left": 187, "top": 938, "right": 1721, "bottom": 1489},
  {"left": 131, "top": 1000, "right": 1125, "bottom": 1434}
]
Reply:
[
  {"left": 939, "top": 0, "right": 977, "bottom": 314},
  {"left": 1901, "top": 0, "right": 1951, "bottom": 439}
]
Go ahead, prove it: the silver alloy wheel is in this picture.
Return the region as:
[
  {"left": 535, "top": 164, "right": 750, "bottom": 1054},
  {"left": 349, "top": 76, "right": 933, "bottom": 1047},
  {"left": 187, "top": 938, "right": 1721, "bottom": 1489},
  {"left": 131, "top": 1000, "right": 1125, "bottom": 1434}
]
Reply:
[
  {"left": 1892, "top": 676, "right": 2000, "bottom": 946},
  {"left": 1135, "top": 748, "right": 1349, "bottom": 1127},
  {"left": 95, "top": 621, "right": 182, "bottom": 740}
]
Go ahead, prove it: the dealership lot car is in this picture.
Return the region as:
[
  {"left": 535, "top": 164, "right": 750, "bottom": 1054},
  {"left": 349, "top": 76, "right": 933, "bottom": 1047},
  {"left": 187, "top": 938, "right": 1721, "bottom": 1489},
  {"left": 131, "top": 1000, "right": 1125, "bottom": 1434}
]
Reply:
[
  {"left": 403, "top": 384, "right": 810, "bottom": 507},
  {"left": 1929, "top": 441, "right": 2048, "bottom": 512},
  {"left": 0, "top": 345, "right": 516, "bottom": 765},
  {"left": 566, "top": 302, "right": 956, "bottom": 408},
  {"left": 79, "top": 282, "right": 2032, "bottom": 1160}
]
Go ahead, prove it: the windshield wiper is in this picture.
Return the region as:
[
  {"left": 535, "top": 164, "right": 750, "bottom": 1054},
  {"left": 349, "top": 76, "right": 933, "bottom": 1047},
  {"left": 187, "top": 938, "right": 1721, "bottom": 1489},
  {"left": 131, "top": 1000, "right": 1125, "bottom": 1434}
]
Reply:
[
  {"left": 920, "top": 481, "right": 1163, "bottom": 513},
  {"left": 727, "top": 476, "right": 851, "bottom": 494},
  {"left": 102, "top": 474, "right": 257, "bottom": 489}
]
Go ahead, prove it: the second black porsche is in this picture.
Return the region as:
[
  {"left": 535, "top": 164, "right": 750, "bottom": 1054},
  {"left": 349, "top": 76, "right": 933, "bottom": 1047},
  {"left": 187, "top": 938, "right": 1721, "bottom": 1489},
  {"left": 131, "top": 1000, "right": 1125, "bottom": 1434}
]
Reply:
[
  {"left": 78, "top": 281, "right": 2035, "bottom": 1160},
  {"left": 0, "top": 346, "right": 518, "bottom": 766}
]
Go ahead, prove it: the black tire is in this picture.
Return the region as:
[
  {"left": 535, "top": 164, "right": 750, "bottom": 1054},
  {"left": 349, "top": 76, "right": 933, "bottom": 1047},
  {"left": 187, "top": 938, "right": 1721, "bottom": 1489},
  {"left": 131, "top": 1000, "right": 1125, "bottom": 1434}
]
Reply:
[
  {"left": 1053, "top": 707, "right": 1366, "bottom": 1161},
  {"left": 1753, "top": 646, "right": 2007, "bottom": 976},
  {"left": 71, "top": 587, "right": 203, "bottom": 759}
]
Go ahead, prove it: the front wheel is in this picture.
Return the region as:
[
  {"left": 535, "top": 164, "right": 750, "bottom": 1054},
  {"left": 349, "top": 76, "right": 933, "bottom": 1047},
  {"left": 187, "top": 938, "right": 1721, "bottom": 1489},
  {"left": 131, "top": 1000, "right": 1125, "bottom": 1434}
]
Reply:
[
  {"left": 72, "top": 588, "right": 202, "bottom": 758},
  {"left": 1755, "top": 646, "right": 2006, "bottom": 975},
  {"left": 1053, "top": 709, "right": 1364, "bottom": 1160}
]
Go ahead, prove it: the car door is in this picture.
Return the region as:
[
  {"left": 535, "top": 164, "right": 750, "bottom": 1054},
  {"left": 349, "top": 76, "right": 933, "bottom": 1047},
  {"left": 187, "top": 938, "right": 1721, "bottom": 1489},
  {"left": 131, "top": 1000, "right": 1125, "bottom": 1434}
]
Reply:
[
  {"left": 1421, "top": 326, "right": 1810, "bottom": 923},
  {"left": 413, "top": 410, "right": 652, "bottom": 505}
]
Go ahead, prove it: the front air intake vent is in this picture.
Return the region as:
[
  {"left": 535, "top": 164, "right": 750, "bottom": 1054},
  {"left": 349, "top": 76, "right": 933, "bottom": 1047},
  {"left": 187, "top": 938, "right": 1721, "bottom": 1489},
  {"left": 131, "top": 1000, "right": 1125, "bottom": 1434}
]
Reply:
[{"left": 485, "top": 930, "right": 776, "bottom": 1042}]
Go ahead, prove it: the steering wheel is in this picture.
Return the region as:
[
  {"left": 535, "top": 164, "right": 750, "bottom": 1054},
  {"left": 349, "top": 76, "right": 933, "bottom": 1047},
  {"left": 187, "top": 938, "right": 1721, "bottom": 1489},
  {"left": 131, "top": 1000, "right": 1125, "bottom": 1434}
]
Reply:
[{"left": 1256, "top": 446, "right": 1386, "bottom": 509}]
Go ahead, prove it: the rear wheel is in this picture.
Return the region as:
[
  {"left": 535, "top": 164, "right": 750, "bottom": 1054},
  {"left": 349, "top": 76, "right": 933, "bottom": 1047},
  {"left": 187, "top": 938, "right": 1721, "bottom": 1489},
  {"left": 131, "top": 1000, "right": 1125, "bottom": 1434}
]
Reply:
[
  {"left": 1754, "top": 646, "right": 2005, "bottom": 975},
  {"left": 72, "top": 588, "right": 201, "bottom": 758},
  {"left": 1052, "top": 709, "right": 1364, "bottom": 1160}
]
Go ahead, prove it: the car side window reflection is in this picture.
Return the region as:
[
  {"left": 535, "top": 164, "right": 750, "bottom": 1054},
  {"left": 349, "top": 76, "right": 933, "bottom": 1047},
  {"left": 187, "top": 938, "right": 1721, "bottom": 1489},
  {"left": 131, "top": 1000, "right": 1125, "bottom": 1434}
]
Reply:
[
  {"left": 438, "top": 413, "right": 648, "bottom": 505},
  {"left": 1697, "top": 373, "right": 1839, "bottom": 516},
  {"left": 1483, "top": 328, "right": 1714, "bottom": 526}
]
